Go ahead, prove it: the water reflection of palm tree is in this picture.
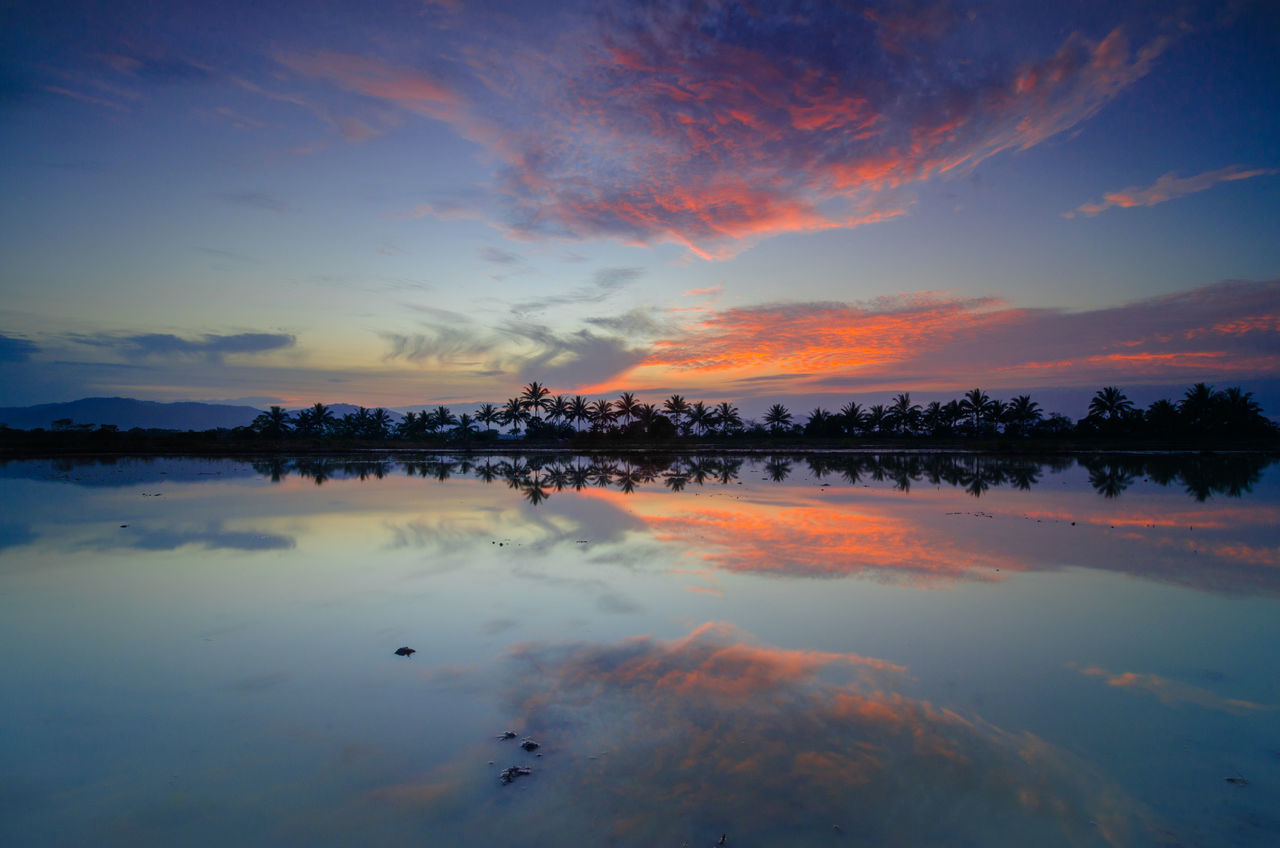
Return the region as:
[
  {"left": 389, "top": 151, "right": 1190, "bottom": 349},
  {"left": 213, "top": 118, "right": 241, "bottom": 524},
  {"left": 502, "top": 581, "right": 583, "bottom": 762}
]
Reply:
[
  {"left": 1088, "top": 465, "right": 1134, "bottom": 498},
  {"left": 764, "top": 456, "right": 792, "bottom": 481}
]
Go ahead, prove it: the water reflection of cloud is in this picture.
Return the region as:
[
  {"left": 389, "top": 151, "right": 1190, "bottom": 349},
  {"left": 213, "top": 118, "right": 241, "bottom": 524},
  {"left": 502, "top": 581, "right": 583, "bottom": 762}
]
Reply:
[
  {"left": 490, "top": 624, "right": 1145, "bottom": 846},
  {"left": 1072, "top": 664, "right": 1272, "bottom": 715},
  {"left": 112, "top": 525, "right": 296, "bottom": 552},
  {"left": 0, "top": 520, "right": 37, "bottom": 551}
]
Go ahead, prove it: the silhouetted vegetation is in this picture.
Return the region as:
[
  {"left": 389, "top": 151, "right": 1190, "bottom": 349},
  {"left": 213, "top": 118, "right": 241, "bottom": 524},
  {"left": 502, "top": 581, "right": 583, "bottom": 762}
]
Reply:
[{"left": 2, "top": 382, "right": 1275, "bottom": 454}]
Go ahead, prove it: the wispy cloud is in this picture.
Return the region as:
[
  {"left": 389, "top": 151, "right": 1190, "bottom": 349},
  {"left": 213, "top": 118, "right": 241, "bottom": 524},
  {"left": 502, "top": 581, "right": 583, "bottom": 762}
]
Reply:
[
  {"left": 583, "top": 279, "right": 1280, "bottom": 395},
  {"left": 279, "top": 4, "right": 1176, "bottom": 258},
  {"left": 1072, "top": 663, "right": 1271, "bottom": 714},
  {"left": 1065, "top": 165, "right": 1278, "bottom": 217},
  {"left": 76, "top": 332, "right": 296, "bottom": 362},
  {"left": 479, "top": 246, "right": 520, "bottom": 264},
  {"left": 509, "top": 266, "right": 642, "bottom": 315},
  {"left": 221, "top": 191, "right": 295, "bottom": 214},
  {"left": 0, "top": 334, "right": 39, "bottom": 363}
]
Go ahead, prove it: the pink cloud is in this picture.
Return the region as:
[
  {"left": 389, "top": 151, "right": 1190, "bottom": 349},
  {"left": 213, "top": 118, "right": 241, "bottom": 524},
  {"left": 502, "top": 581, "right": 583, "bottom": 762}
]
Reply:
[
  {"left": 576, "top": 279, "right": 1280, "bottom": 396},
  {"left": 277, "top": 6, "right": 1174, "bottom": 258},
  {"left": 1066, "top": 165, "right": 1279, "bottom": 217}
]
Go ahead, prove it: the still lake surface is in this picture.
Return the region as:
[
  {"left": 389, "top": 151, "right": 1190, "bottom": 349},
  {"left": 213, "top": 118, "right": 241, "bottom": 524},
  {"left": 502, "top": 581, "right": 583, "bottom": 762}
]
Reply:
[{"left": 1, "top": 452, "right": 1278, "bottom": 846}]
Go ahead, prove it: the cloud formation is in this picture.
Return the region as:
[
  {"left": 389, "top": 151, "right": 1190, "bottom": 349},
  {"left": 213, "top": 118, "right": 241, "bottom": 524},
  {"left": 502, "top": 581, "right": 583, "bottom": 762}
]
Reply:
[
  {"left": 0, "top": 334, "right": 39, "bottom": 363},
  {"left": 1066, "top": 165, "right": 1278, "bottom": 217},
  {"left": 78, "top": 332, "right": 296, "bottom": 362},
  {"left": 281, "top": 3, "right": 1175, "bottom": 257},
  {"left": 595, "top": 279, "right": 1280, "bottom": 395}
]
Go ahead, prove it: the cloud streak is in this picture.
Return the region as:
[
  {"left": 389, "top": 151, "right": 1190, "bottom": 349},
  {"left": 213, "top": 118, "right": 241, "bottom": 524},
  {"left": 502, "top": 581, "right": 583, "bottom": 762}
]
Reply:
[
  {"left": 280, "top": 3, "right": 1176, "bottom": 257},
  {"left": 589, "top": 279, "right": 1280, "bottom": 396},
  {"left": 1066, "top": 165, "right": 1278, "bottom": 217}
]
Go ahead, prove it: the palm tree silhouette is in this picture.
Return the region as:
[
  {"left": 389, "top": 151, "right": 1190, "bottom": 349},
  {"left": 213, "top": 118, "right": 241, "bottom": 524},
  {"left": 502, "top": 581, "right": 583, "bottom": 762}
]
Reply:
[
  {"left": 960, "top": 389, "right": 991, "bottom": 432},
  {"left": 763, "top": 403, "right": 792, "bottom": 434},
  {"left": 663, "top": 394, "right": 690, "bottom": 433},
  {"left": 687, "top": 401, "right": 713, "bottom": 436},
  {"left": 839, "top": 401, "right": 865, "bottom": 436},
  {"left": 889, "top": 393, "right": 921, "bottom": 435},
  {"left": 252, "top": 405, "right": 292, "bottom": 438},
  {"left": 548, "top": 395, "right": 570, "bottom": 429},
  {"left": 476, "top": 403, "right": 500, "bottom": 435},
  {"left": 520, "top": 381, "right": 552, "bottom": 421},
  {"left": 714, "top": 401, "right": 741, "bottom": 434},
  {"left": 501, "top": 398, "right": 528, "bottom": 435},
  {"left": 569, "top": 395, "right": 590, "bottom": 432},
  {"left": 587, "top": 399, "right": 617, "bottom": 432},
  {"left": 1088, "top": 386, "right": 1133, "bottom": 422},
  {"left": 614, "top": 391, "right": 639, "bottom": 427}
]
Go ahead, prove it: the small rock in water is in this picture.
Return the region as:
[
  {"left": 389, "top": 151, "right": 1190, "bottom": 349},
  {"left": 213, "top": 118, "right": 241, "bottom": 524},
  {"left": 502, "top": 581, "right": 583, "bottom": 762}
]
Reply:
[
  {"left": 394, "top": 646, "right": 416, "bottom": 657},
  {"left": 520, "top": 739, "right": 540, "bottom": 751},
  {"left": 498, "top": 730, "right": 517, "bottom": 740},
  {"left": 499, "top": 765, "right": 532, "bottom": 785}
]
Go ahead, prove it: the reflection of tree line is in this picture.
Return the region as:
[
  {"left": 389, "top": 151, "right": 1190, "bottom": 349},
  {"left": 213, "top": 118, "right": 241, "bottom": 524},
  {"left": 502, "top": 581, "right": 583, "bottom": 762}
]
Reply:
[{"left": 246, "top": 452, "right": 1272, "bottom": 502}]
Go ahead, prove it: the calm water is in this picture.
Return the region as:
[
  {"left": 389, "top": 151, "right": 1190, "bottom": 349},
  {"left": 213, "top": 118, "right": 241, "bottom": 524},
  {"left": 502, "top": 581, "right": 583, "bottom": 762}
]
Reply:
[{"left": 2, "top": 452, "right": 1278, "bottom": 847}]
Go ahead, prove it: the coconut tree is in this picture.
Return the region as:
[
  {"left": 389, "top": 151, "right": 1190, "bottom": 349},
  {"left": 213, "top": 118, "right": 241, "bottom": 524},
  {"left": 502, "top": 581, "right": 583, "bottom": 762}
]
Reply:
[
  {"left": 960, "top": 389, "right": 992, "bottom": 432},
  {"left": 476, "top": 403, "right": 500, "bottom": 435},
  {"left": 520, "top": 381, "right": 552, "bottom": 421},
  {"left": 548, "top": 395, "right": 570, "bottom": 428},
  {"left": 864, "top": 404, "right": 888, "bottom": 434},
  {"left": 663, "top": 395, "right": 690, "bottom": 432},
  {"left": 1179, "top": 382, "right": 1216, "bottom": 428},
  {"left": 454, "top": 413, "right": 477, "bottom": 439},
  {"left": 252, "top": 406, "right": 292, "bottom": 438},
  {"left": 839, "top": 401, "right": 865, "bottom": 436},
  {"left": 587, "top": 399, "right": 617, "bottom": 432},
  {"left": 763, "top": 403, "right": 793, "bottom": 434},
  {"left": 889, "top": 393, "right": 921, "bottom": 435},
  {"left": 614, "top": 391, "right": 640, "bottom": 427},
  {"left": 687, "top": 401, "right": 713, "bottom": 436},
  {"left": 501, "top": 397, "right": 529, "bottom": 435},
  {"left": 429, "top": 405, "right": 457, "bottom": 433},
  {"left": 369, "top": 408, "right": 393, "bottom": 440},
  {"left": 1088, "top": 386, "right": 1133, "bottom": 422},
  {"left": 568, "top": 395, "right": 590, "bottom": 432},
  {"left": 713, "top": 401, "right": 741, "bottom": 434},
  {"left": 1003, "top": 395, "right": 1042, "bottom": 437}
]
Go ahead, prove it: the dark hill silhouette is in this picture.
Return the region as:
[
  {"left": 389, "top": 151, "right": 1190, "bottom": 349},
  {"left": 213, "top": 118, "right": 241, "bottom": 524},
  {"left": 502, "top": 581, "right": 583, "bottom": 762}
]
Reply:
[{"left": 0, "top": 397, "right": 263, "bottom": 431}]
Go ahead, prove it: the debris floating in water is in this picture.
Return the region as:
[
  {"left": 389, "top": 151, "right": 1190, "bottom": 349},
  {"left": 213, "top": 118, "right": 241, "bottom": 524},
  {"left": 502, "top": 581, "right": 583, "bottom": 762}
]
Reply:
[
  {"left": 498, "top": 730, "right": 517, "bottom": 740},
  {"left": 499, "top": 765, "right": 532, "bottom": 785},
  {"left": 520, "top": 738, "right": 540, "bottom": 751},
  {"left": 393, "top": 646, "right": 416, "bottom": 657}
]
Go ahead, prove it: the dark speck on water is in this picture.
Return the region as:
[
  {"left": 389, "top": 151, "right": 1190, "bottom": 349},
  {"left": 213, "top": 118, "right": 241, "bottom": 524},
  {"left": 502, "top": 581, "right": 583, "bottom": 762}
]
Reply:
[{"left": 394, "top": 646, "right": 416, "bottom": 657}]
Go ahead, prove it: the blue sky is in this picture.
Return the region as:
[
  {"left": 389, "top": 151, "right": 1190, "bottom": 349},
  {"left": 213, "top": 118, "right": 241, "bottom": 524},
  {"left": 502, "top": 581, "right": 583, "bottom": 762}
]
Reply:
[{"left": 1, "top": 0, "right": 1277, "bottom": 416}]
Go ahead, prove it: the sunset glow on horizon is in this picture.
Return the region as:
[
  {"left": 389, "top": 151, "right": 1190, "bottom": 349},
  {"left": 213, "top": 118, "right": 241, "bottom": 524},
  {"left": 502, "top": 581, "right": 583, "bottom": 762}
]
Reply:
[{"left": 2, "top": 1, "right": 1278, "bottom": 415}]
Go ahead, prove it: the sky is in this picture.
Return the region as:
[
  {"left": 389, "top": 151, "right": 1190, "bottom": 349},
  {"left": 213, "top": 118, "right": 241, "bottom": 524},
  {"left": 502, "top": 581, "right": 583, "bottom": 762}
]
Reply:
[{"left": 2, "top": 0, "right": 1278, "bottom": 418}]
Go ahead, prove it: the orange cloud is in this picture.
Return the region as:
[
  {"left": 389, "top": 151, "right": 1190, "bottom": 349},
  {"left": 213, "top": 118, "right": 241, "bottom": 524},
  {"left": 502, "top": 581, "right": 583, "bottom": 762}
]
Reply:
[
  {"left": 1066, "top": 165, "right": 1278, "bottom": 218},
  {"left": 1074, "top": 664, "right": 1272, "bottom": 714},
  {"left": 497, "top": 624, "right": 1146, "bottom": 845},
  {"left": 573, "top": 279, "right": 1280, "bottom": 397}
]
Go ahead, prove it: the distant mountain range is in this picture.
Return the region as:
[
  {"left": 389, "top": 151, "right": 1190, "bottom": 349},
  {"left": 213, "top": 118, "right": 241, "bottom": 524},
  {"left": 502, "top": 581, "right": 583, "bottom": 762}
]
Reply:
[
  {"left": 0, "top": 398, "right": 412, "bottom": 432},
  {"left": 0, "top": 398, "right": 264, "bottom": 431}
]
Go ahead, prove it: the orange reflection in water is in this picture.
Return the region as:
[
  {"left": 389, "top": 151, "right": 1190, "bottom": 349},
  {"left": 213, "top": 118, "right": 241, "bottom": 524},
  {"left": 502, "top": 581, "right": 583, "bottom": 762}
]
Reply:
[
  {"left": 490, "top": 623, "right": 1146, "bottom": 846},
  {"left": 582, "top": 487, "right": 1021, "bottom": 586},
  {"left": 580, "top": 483, "right": 1280, "bottom": 594}
]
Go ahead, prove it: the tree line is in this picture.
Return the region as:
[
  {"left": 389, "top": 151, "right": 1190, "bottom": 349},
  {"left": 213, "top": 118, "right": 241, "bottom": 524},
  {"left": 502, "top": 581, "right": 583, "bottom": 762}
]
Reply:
[{"left": 247, "top": 381, "right": 1275, "bottom": 444}]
